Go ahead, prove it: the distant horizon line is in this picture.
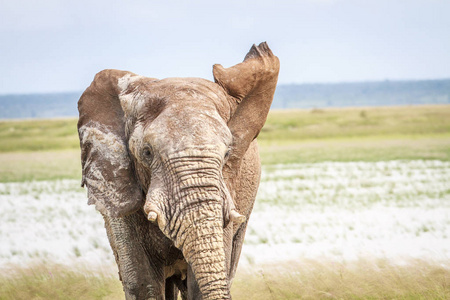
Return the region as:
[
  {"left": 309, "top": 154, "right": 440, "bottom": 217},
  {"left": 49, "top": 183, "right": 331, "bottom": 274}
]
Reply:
[{"left": 1, "top": 77, "right": 449, "bottom": 96}]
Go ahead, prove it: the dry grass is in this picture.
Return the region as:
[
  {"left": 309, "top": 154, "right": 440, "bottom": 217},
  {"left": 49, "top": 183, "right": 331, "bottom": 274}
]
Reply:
[
  {"left": 0, "top": 260, "right": 448, "bottom": 299},
  {"left": 0, "top": 264, "right": 123, "bottom": 300},
  {"left": 232, "top": 259, "right": 450, "bottom": 299}
]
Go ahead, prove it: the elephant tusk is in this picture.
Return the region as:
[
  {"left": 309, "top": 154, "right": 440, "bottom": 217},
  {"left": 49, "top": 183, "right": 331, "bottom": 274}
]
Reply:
[
  {"left": 147, "top": 211, "right": 158, "bottom": 222},
  {"left": 181, "top": 270, "right": 187, "bottom": 281},
  {"left": 230, "top": 210, "right": 246, "bottom": 225}
]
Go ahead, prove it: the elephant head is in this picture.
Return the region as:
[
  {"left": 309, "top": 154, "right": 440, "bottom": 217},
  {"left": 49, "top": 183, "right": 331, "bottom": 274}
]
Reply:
[{"left": 78, "top": 42, "right": 279, "bottom": 299}]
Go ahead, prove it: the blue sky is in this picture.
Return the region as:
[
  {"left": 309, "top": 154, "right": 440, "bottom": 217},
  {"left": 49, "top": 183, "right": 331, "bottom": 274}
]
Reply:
[{"left": 1, "top": 0, "right": 449, "bottom": 94}]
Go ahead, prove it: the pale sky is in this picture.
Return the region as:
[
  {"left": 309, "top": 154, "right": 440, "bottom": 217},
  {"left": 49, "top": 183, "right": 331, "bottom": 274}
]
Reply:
[{"left": 1, "top": 0, "right": 449, "bottom": 94}]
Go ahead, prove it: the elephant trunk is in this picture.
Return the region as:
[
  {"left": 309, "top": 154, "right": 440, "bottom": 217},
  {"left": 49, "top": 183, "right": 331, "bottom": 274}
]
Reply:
[
  {"left": 180, "top": 208, "right": 230, "bottom": 299},
  {"left": 147, "top": 153, "right": 231, "bottom": 299}
]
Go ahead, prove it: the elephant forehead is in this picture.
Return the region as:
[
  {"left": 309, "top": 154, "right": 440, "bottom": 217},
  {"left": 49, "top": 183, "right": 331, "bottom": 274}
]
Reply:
[
  {"left": 156, "top": 77, "right": 226, "bottom": 98},
  {"left": 145, "top": 77, "right": 232, "bottom": 121},
  {"left": 146, "top": 105, "right": 231, "bottom": 154}
]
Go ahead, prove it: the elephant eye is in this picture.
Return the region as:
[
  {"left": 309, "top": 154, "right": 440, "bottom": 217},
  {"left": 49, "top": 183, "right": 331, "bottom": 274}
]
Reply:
[
  {"left": 224, "top": 150, "right": 231, "bottom": 160},
  {"left": 143, "top": 146, "right": 153, "bottom": 161}
]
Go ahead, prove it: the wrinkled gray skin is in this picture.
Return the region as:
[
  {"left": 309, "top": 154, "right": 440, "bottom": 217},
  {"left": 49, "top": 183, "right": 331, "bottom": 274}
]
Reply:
[{"left": 78, "top": 42, "right": 279, "bottom": 299}]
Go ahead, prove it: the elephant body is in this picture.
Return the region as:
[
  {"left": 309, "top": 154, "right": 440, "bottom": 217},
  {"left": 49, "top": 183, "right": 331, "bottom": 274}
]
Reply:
[{"left": 78, "top": 43, "right": 279, "bottom": 299}]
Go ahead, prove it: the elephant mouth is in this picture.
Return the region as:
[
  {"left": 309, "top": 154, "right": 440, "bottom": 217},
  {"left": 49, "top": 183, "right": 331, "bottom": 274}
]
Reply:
[{"left": 164, "top": 259, "right": 188, "bottom": 280}]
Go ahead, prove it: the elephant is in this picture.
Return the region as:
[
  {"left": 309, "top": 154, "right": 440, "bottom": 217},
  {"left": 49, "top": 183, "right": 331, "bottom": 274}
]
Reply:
[{"left": 77, "top": 42, "right": 279, "bottom": 300}]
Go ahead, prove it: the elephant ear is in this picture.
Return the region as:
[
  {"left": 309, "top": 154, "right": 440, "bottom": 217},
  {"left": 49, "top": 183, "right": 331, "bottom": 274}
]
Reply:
[
  {"left": 213, "top": 42, "right": 279, "bottom": 176},
  {"left": 77, "top": 69, "right": 146, "bottom": 217}
]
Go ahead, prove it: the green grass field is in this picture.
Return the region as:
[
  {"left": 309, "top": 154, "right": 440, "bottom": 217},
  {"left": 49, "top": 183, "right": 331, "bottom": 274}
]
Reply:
[
  {"left": 260, "top": 105, "right": 450, "bottom": 163},
  {"left": 0, "top": 118, "right": 80, "bottom": 152},
  {"left": 1, "top": 105, "right": 449, "bottom": 182}
]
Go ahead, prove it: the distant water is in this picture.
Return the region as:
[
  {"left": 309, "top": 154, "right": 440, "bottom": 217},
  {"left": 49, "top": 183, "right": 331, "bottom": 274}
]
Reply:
[
  {"left": 1, "top": 79, "right": 449, "bottom": 119},
  {"left": 271, "top": 79, "right": 450, "bottom": 109},
  {"left": 0, "top": 92, "right": 80, "bottom": 119}
]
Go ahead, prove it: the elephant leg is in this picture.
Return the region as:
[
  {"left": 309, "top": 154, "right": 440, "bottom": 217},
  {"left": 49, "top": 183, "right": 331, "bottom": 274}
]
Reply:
[
  {"left": 104, "top": 213, "right": 165, "bottom": 299},
  {"left": 165, "top": 276, "right": 178, "bottom": 300},
  {"left": 175, "top": 278, "right": 188, "bottom": 300}
]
